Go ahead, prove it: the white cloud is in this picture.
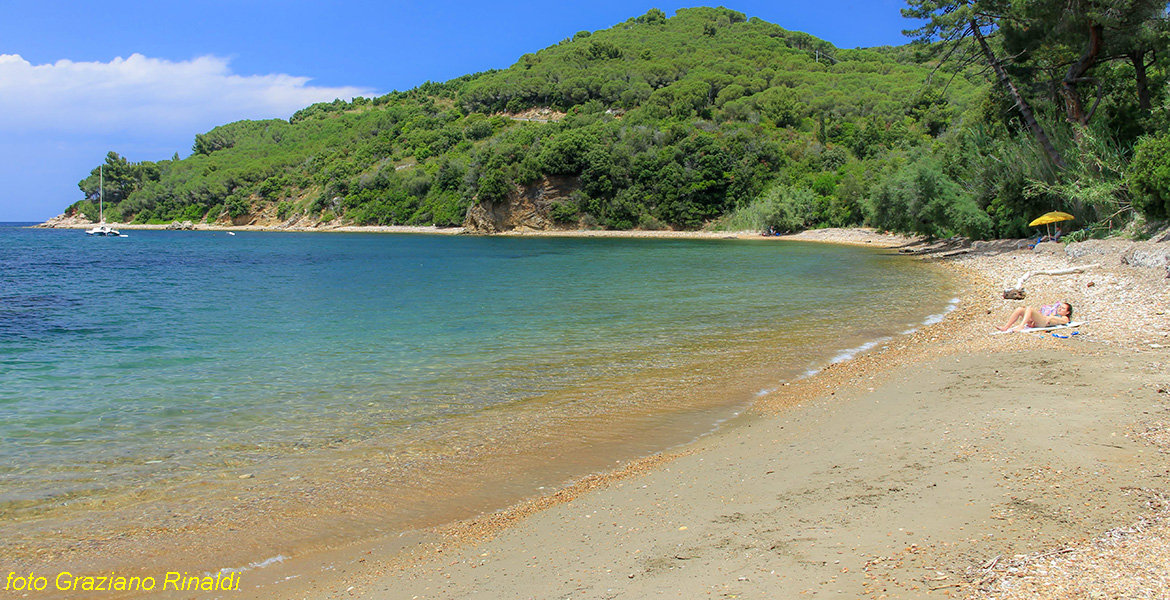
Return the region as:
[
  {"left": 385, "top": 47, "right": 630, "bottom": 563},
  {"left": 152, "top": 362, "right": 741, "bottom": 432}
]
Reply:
[{"left": 0, "top": 53, "right": 375, "bottom": 136}]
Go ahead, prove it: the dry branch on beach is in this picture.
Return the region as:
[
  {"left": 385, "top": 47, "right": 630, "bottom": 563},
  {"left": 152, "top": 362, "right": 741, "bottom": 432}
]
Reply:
[{"left": 1002, "top": 264, "right": 1100, "bottom": 299}]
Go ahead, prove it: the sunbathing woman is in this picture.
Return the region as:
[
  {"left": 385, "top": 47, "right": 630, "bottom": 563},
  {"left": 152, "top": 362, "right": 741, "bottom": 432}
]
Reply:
[{"left": 997, "top": 302, "right": 1073, "bottom": 332}]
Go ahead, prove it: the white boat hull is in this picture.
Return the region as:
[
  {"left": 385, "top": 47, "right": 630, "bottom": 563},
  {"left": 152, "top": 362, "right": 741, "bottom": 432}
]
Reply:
[{"left": 86, "top": 225, "right": 122, "bottom": 236}]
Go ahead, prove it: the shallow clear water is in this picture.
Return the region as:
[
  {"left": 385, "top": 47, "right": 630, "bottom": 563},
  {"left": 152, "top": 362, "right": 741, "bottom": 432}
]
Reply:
[{"left": 0, "top": 225, "right": 954, "bottom": 526}]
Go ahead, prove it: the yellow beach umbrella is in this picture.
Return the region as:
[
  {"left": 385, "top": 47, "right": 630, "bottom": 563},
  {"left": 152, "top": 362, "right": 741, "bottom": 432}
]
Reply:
[
  {"left": 1028, "top": 211, "right": 1074, "bottom": 239},
  {"left": 1028, "top": 211, "right": 1075, "bottom": 227}
]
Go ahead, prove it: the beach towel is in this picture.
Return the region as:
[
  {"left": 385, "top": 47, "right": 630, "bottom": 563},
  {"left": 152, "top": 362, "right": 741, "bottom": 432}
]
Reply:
[{"left": 991, "top": 321, "right": 1086, "bottom": 335}]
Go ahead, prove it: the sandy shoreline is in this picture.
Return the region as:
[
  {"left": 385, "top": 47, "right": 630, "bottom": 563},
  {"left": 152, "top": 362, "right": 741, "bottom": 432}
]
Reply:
[
  {"left": 242, "top": 231, "right": 1167, "bottom": 600},
  {"left": 33, "top": 219, "right": 917, "bottom": 247},
  {"left": 8, "top": 226, "right": 1168, "bottom": 598}
]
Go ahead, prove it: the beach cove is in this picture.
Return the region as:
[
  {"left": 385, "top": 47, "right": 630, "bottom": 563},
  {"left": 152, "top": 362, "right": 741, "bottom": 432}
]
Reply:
[
  {"left": 11, "top": 1, "right": 1170, "bottom": 595},
  {"left": 265, "top": 229, "right": 1170, "bottom": 600},
  {"left": 3, "top": 226, "right": 1168, "bottom": 599},
  {"left": 2, "top": 226, "right": 955, "bottom": 596}
]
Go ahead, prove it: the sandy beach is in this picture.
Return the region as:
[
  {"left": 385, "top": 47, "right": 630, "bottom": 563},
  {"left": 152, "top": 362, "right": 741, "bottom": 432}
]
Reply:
[
  {"left": 34, "top": 217, "right": 906, "bottom": 243},
  {"left": 221, "top": 229, "right": 1168, "bottom": 600}
]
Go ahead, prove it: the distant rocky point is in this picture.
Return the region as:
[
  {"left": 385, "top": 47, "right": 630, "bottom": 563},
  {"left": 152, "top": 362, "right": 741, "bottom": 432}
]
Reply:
[{"left": 36, "top": 213, "right": 95, "bottom": 228}]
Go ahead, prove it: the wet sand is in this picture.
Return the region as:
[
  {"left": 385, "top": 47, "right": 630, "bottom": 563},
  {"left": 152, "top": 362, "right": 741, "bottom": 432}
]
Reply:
[{"left": 355, "top": 352, "right": 1157, "bottom": 599}]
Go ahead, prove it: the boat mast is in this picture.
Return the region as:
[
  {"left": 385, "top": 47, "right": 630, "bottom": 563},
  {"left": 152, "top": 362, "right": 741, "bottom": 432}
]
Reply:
[{"left": 99, "top": 164, "right": 104, "bottom": 223}]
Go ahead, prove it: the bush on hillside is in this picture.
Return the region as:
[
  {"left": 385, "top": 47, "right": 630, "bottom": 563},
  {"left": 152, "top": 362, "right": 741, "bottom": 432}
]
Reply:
[{"left": 866, "top": 157, "right": 992, "bottom": 239}]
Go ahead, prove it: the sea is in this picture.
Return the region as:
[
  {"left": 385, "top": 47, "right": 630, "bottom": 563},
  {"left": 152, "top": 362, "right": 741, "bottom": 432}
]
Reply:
[{"left": 0, "top": 223, "right": 957, "bottom": 576}]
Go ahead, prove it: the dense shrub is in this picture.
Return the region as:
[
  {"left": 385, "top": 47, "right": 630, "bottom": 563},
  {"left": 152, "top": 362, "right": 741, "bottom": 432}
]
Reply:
[
  {"left": 1129, "top": 132, "right": 1170, "bottom": 220},
  {"left": 866, "top": 157, "right": 992, "bottom": 239},
  {"left": 714, "top": 185, "right": 816, "bottom": 233}
]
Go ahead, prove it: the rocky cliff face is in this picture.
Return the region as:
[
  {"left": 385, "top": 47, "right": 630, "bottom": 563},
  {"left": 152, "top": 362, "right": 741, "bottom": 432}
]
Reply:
[{"left": 464, "top": 175, "right": 580, "bottom": 233}]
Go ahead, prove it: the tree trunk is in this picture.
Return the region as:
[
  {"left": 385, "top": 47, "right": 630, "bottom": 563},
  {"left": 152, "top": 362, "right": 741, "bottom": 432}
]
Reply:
[
  {"left": 970, "top": 20, "right": 1067, "bottom": 170},
  {"left": 1060, "top": 23, "right": 1105, "bottom": 126},
  {"left": 1129, "top": 49, "right": 1153, "bottom": 111}
]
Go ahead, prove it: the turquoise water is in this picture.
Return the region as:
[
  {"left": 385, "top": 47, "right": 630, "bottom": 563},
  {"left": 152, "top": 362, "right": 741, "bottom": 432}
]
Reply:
[{"left": 0, "top": 225, "right": 954, "bottom": 540}]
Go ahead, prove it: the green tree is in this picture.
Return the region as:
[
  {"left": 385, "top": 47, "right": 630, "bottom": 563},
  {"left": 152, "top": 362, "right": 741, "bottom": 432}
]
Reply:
[
  {"left": 1129, "top": 131, "right": 1170, "bottom": 219},
  {"left": 902, "top": 0, "right": 1067, "bottom": 168},
  {"left": 539, "top": 130, "right": 597, "bottom": 175},
  {"left": 477, "top": 169, "right": 512, "bottom": 203}
]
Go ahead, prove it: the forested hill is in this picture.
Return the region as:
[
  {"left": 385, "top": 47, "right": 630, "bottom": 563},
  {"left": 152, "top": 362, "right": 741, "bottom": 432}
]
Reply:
[{"left": 66, "top": 5, "right": 1170, "bottom": 238}]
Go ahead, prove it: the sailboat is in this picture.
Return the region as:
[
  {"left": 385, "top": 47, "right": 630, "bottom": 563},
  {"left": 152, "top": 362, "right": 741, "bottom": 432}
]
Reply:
[
  {"left": 85, "top": 223, "right": 121, "bottom": 236},
  {"left": 86, "top": 165, "right": 124, "bottom": 236}
]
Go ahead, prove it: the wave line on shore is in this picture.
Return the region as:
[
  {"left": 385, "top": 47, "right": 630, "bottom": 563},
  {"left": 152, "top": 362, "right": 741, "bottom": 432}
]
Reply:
[
  {"left": 212, "top": 554, "right": 288, "bottom": 576},
  {"left": 905, "top": 297, "right": 961, "bottom": 333}
]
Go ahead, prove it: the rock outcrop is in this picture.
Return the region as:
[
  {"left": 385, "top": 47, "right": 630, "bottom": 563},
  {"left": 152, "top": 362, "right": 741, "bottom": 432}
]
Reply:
[
  {"left": 36, "top": 213, "right": 94, "bottom": 228},
  {"left": 464, "top": 175, "right": 580, "bottom": 233}
]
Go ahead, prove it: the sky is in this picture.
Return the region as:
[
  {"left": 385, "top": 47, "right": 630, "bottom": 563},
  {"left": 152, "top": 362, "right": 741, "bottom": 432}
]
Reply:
[{"left": 0, "top": 0, "right": 916, "bottom": 222}]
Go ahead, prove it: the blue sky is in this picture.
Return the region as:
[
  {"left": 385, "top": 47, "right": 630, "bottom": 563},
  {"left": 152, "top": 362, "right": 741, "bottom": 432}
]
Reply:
[{"left": 0, "top": 1, "right": 915, "bottom": 222}]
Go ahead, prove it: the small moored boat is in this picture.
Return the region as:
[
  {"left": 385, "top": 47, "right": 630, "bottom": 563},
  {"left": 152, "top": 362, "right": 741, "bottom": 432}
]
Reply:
[
  {"left": 85, "top": 165, "right": 126, "bottom": 237},
  {"left": 85, "top": 224, "right": 121, "bottom": 236}
]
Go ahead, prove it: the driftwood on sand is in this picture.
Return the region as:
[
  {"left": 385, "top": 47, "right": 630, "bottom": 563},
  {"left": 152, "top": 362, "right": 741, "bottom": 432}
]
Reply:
[{"left": 1002, "top": 264, "right": 1099, "bottom": 299}]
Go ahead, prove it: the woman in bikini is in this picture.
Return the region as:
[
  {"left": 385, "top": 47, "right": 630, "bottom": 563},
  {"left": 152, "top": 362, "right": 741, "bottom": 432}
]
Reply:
[{"left": 997, "top": 301, "right": 1073, "bottom": 332}]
